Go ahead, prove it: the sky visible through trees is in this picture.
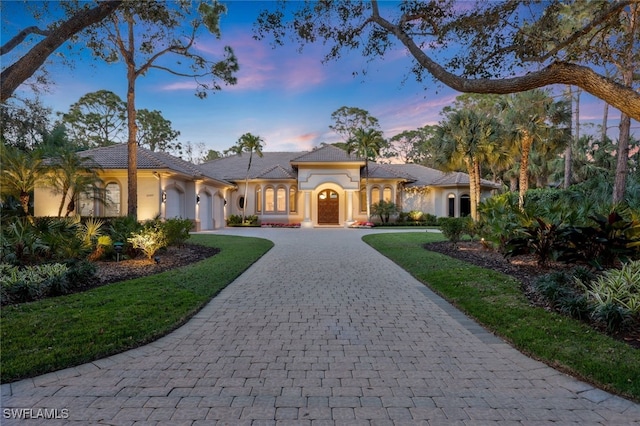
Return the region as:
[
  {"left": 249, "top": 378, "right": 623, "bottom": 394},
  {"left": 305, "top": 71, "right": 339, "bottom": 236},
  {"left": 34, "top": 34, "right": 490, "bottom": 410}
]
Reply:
[{"left": 1, "top": 1, "right": 638, "bottom": 155}]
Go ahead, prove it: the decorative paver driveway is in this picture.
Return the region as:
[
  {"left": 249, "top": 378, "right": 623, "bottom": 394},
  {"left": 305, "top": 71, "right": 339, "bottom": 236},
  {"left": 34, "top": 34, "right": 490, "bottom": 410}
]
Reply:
[{"left": 2, "top": 228, "right": 639, "bottom": 425}]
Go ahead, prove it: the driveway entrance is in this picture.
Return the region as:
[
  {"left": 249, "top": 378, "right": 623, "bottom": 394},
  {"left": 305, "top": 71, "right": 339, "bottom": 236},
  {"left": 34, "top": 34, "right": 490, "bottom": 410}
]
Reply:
[{"left": 317, "top": 189, "right": 339, "bottom": 224}]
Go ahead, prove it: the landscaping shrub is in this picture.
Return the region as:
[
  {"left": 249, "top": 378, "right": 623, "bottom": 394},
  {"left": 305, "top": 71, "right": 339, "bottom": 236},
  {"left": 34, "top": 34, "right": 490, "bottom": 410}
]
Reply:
[
  {"left": 0, "top": 263, "right": 69, "bottom": 305},
  {"left": 163, "top": 217, "right": 193, "bottom": 246},
  {"left": 534, "top": 271, "right": 575, "bottom": 305},
  {"left": 371, "top": 200, "right": 399, "bottom": 223},
  {"left": 34, "top": 217, "right": 84, "bottom": 261},
  {"left": 560, "top": 294, "right": 592, "bottom": 321},
  {"left": 557, "top": 212, "right": 639, "bottom": 270},
  {"left": 591, "top": 302, "right": 633, "bottom": 333},
  {"left": 477, "top": 193, "right": 525, "bottom": 251},
  {"left": 226, "top": 214, "right": 258, "bottom": 226},
  {"left": 438, "top": 217, "right": 468, "bottom": 248},
  {"left": 227, "top": 214, "right": 243, "bottom": 225},
  {"left": 59, "top": 259, "right": 96, "bottom": 294},
  {"left": 89, "top": 235, "right": 113, "bottom": 261},
  {"left": 505, "top": 217, "right": 563, "bottom": 266},
  {"left": 0, "top": 218, "right": 49, "bottom": 265},
  {"left": 579, "top": 260, "right": 640, "bottom": 314},
  {"left": 128, "top": 225, "right": 168, "bottom": 260},
  {"left": 106, "top": 216, "right": 143, "bottom": 257}
]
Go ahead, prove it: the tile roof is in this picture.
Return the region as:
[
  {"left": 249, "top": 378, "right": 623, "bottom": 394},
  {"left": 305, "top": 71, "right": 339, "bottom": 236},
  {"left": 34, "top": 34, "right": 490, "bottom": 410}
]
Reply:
[
  {"left": 199, "top": 152, "right": 299, "bottom": 181},
  {"left": 74, "top": 144, "right": 231, "bottom": 185},
  {"left": 292, "top": 144, "right": 364, "bottom": 163},
  {"left": 254, "top": 165, "right": 297, "bottom": 179},
  {"left": 68, "top": 143, "right": 498, "bottom": 190},
  {"left": 385, "top": 164, "right": 500, "bottom": 188}
]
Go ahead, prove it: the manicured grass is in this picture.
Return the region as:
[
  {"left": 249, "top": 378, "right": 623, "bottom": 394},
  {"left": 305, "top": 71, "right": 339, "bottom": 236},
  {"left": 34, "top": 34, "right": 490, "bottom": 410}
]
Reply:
[
  {"left": 1, "top": 234, "right": 273, "bottom": 383},
  {"left": 363, "top": 232, "right": 640, "bottom": 402}
]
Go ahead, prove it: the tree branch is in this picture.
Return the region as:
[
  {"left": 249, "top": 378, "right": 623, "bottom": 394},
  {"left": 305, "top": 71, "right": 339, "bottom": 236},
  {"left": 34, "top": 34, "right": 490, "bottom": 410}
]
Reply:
[
  {"left": 370, "top": 1, "right": 640, "bottom": 121},
  {"left": 532, "top": 1, "right": 632, "bottom": 63},
  {"left": 1, "top": 1, "right": 122, "bottom": 102},
  {"left": 136, "top": 26, "right": 198, "bottom": 78},
  {"left": 147, "top": 64, "right": 211, "bottom": 79},
  {"left": 1, "top": 26, "right": 51, "bottom": 56}
]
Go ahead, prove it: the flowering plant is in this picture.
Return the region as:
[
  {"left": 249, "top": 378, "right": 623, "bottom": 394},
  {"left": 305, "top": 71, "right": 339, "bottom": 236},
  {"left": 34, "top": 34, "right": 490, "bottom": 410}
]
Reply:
[
  {"left": 261, "top": 223, "right": 301, "bottom": 228},
  {"left": 349, "top": 221, "right": 375, "bottom": 228}
]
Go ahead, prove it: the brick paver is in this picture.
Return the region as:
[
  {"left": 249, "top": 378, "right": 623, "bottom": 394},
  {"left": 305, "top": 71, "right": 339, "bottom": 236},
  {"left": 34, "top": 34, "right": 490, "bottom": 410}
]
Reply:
[{"left": 2, "top": 228, "right": 639, "bottom": 425}]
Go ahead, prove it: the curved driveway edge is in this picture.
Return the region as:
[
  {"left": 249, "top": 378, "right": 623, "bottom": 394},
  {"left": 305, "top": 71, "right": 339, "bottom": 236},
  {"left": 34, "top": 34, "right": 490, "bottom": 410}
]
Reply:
[{"left": 2, "top": 228, "right": 639, "bottom": 425}]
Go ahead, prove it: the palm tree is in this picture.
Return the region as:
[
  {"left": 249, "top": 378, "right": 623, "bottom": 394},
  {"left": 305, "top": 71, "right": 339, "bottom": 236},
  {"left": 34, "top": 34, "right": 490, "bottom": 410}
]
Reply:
[
  {"left": 46, "top": 150, "right": 103, "bottom": 217},
  {"left": 346, "top": 128, "right": 386, "bottom": 221},
  {"left": 0, "top": 144, "right": 44, "bottom": 216},
  {"left": 434, "top": 109, "right": 502, "bottom": 221},
  {"left": 226, "top": 133, "right": 265, "bottom": 223},
  {"left": 500, "top": 90, "right": 571, "bottom": 208}
]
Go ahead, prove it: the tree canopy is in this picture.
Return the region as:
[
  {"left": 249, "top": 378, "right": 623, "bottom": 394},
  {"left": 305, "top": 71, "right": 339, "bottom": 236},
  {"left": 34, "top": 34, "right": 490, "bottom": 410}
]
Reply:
[
  {"left": 255, "top": 0, "right": 640, "bottom": 120},
  {"left": 1, "top": 1, "right": 122, "bottom": 102}
]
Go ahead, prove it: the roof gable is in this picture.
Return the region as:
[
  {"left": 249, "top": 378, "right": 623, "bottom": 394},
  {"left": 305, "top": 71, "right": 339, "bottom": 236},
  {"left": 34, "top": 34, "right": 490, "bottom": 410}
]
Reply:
[{"left": 291, "top": 144, "right": 363, "bottom": 163}]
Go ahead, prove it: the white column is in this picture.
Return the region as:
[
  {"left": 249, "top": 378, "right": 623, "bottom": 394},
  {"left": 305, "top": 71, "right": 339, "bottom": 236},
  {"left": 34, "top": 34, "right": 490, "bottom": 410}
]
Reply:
[
  {"left": 345, "top": 190, "right": 354, "bottom": 226},
  {"left": 302, "top": 190, "right": 313, "bottom": 228}
]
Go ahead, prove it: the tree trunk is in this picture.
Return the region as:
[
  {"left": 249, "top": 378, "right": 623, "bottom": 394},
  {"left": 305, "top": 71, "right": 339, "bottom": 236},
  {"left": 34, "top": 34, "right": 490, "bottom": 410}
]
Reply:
[
  {"left": 518, "top": 134, "right": 533, "bottom": 208},
  {"left": 601, "top": 102, "right": 609, "bottom": 142},
  {"left": 57, "top": 185, "right": 70, "bottom": 217},
  {"left": 242, "top": 152, "right": 253, "bottom": 223},
  {"left": 1, "top": 1, "right": 121, "bottom": 102},
  {"left": 125, "top": 19, "right": 138, "bottom": 219},
  {"left": 613, "top": 112, "right": 631, "bottom": 204},
  {"left": 612, "top": 4, "right": 636, "bottom": 204},
  {"left": 465, "top": 157, "right": 480, "bottom": 221},
  {"left": 564, "top": 86, "right": 579, "bottom": 189},
  {"left": 509, "top": 176, "right": 517, "bottom": 192},
  {"left": 19, "top": 191, "right": 30, "bottom": 215},
  {"left": 365, "top": 160, "right": 371, "bottom": 221}
]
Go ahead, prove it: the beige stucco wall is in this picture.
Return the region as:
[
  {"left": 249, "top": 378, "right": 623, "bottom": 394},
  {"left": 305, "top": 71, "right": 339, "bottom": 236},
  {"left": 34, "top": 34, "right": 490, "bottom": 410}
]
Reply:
[{"left": 33, "top": 170, "right": 230, "bottom": 230}]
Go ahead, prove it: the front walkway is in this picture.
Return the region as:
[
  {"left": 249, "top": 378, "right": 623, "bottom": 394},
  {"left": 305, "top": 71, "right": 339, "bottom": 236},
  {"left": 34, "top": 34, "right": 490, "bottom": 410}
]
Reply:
[{"left": 2, "top": 228, "right": 638, "bottom": 425}]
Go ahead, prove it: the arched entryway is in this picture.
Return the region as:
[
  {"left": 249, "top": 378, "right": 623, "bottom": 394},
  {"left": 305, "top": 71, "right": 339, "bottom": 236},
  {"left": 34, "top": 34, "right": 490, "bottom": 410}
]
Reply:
[{"left": 317, "top": 189, "right": 339, "bottom": 224}]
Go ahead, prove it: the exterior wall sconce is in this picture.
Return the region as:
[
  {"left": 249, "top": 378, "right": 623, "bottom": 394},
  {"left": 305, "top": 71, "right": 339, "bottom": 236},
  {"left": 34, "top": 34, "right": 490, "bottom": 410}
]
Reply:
[
  {"left": 162, "top": 191, "right": 167, "bottom": 203},
  {"left": 196, "top": 195, "right": 200, "bottom": 205}
]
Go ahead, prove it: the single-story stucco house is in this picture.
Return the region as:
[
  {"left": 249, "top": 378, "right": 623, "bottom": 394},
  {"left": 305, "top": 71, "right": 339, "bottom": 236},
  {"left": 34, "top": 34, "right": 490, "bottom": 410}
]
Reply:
[{"left": 34, "top": 143, "right": 500, "bottom": 229}]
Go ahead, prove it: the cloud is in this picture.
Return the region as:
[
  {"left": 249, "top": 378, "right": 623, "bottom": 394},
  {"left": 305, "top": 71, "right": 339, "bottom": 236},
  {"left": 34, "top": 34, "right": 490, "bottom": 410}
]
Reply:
[
  {"left": 374, "top": 92, "right": 458, "bottom": 137},
  {"left": 174, "top": 31, "right": 329, "bottom": 94}
]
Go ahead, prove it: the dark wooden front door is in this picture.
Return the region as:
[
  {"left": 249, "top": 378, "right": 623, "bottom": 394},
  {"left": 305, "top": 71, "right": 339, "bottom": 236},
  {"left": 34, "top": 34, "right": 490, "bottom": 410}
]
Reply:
[{"left": 317, "top": 189, "right": 339, "bottom": 224}]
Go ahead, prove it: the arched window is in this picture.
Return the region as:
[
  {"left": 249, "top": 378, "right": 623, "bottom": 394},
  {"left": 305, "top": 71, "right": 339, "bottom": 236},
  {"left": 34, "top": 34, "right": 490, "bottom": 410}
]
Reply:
[
  {"left": 255, "top": 187, "right": 262, "bottom": 213},
  {"left": 371, "top": 187, "right": 380, "bottom": 205},
  {"left": 277, "top": 186, "right": 286, "bottom": 212},
  {"left": 359, "top": 186, "right": 367, "bottom": 212},
  {"left": 460, "top": 194, "right": 471, "bottom": 217},
  {"left": 105, "top": 182, "right": 121, "bottom": 216},
  {"left": 265, "top": 187, "right": 275, "bottom": 212},
  {"left": 289, "top": 186, "right": 297, "bottom": 213},
  {"left": 448, "top": 193, "right": 455, "bottom": 217},
  {"left": 383, "top": 186, "right": 392, "bottom": 202},
  {"left": 78, "top": 189, "right": 94, "bottom": 216}
]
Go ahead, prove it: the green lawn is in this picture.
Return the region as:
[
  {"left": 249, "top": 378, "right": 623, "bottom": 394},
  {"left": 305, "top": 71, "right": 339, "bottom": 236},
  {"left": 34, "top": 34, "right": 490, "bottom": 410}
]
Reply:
[
  {"left": 363, "top": 232, "right": 640, "bottom": 402},
  {"left": 1, "top": 234, "right": 273, "bottom": 383}
]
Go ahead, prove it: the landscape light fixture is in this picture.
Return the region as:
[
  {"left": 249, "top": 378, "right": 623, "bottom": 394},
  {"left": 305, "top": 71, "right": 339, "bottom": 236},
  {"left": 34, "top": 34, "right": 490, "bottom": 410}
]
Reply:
[{"left": 113, "top": 242, "right": 124, "bottom": 262}]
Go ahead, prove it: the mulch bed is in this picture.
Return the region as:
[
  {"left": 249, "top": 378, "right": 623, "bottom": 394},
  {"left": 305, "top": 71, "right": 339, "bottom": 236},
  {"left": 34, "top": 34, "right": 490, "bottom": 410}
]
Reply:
[{"left": 93, "top": 243, "right": 219, "bottom": 287}]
